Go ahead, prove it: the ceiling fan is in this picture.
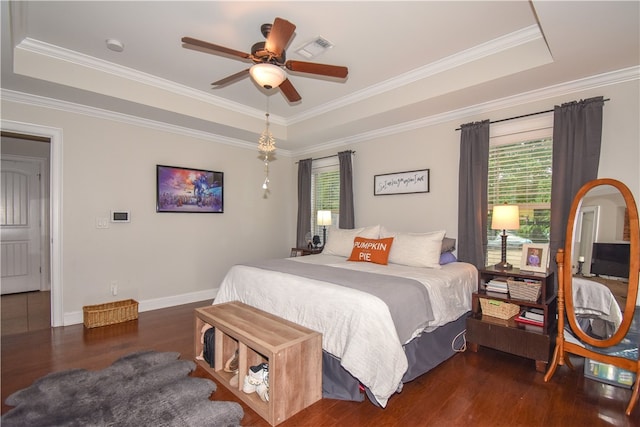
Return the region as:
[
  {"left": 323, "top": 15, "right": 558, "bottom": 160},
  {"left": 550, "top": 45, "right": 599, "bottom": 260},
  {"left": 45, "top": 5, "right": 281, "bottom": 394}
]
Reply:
[{"left": 181, "top": 17, "right": 348, "bottom": 103}]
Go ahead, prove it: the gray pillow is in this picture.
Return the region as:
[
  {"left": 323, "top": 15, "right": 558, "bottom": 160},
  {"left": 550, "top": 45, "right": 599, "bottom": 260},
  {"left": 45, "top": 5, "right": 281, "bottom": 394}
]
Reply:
[{"left": 441, "top": 237, "right": 456, "bottom": 254}]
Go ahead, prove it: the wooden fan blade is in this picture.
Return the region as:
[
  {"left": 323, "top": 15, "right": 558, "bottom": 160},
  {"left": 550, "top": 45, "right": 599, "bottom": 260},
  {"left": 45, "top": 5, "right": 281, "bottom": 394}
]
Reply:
[
  {"left": 285, "top": 60, "right": 348, "bottom": 78},
  {"left": 279, "top": 78, "right": 301, "bottom": 103},
  {"left": 182, "top": 36, "right": 251, "bottom": 61},
  {"left": 264, "top": 18, "right": 296, "bottom": 58},
  {"left": 211, "top": 69, "right": 250, "bottom": 87}
]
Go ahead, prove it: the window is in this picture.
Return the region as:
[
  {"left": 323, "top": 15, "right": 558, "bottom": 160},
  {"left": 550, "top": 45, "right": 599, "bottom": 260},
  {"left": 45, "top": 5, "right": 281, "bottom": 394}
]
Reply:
[
  {"left": 311, "top": 158, "right": 340, "bottom": 239},
  {"left": 486, "top": 116, "right": 553, "bottom": 268}
]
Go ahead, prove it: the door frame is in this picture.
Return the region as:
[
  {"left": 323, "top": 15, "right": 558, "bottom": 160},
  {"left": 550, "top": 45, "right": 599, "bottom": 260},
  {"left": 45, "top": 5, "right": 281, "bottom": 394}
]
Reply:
[
  {"left": 1, "top": 154, "right": 47, "bottom": 291},
  {"left": 575, "top": 205, "right": 600, "bottom": 275},
  {"left": 1, "top": 120, "right": 63, "bottom": 327}
]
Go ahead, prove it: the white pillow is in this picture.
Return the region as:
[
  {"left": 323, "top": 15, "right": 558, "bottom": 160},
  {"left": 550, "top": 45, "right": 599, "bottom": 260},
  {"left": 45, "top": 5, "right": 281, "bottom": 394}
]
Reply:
[
  {"left": 323, "top": 225, "right": 380, "bottom": 257},
  {"left": 379, "top": 225, "right": 395, "bottom": 239},
  {"left": 359, "top": 225, "right": 381, "bottom": 239},
  {"left": 383, "top": 228, "right": 446, "bottom": 268}
]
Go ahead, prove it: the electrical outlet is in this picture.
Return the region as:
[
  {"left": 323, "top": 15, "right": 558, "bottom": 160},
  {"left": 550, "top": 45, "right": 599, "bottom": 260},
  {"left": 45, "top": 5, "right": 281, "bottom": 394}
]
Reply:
[
  {"left": 110, "top": 281, "right": 118, "bottom": 296},
  {"left": 96, "top": 217, "right": 109, "bottom": 229}
]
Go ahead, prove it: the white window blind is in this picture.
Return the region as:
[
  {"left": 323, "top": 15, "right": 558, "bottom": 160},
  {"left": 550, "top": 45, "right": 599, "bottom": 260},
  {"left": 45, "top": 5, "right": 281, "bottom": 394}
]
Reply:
[
  {"left": 487, "top": 116, "right": 553, "bottom": 267},
  {"left": 311, "top": 158, "right": 340, "bottom": 237},
  {"left": 488, "top": 138, "right": 553, "bottom": 209}
]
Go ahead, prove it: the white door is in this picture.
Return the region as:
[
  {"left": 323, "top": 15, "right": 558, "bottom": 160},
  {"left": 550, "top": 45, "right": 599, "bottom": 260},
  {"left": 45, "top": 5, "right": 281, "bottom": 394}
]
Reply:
[
  {"left": 1, "top": 159, "right": 42, "bottom": 294},
  {"left": 576, "top": 206, "right": 599, "bottom": 275}
]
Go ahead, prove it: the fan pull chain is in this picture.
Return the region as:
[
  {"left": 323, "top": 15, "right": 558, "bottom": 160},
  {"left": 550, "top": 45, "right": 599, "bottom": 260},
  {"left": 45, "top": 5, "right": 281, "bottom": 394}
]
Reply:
[{"left": 262, "top": 154, "right": 270, "bottom": 190}]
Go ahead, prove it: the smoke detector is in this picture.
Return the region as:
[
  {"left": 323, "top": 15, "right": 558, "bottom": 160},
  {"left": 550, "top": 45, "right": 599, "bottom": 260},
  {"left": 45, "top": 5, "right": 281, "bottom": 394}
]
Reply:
[{"left": 106, "top": 39, "right": 124, "bottom": 52}]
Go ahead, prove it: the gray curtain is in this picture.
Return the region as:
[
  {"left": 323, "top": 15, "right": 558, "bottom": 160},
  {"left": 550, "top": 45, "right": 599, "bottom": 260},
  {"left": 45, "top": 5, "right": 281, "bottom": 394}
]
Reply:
[
  {"left": 338, "top": 150, "right": 355, "bottom": 229},
  {"left": 296, "top": 158, "right": 312, "bottom": 248},
  {"left": 457, "top": 120, "right": 490, "bottom": 268},
  {"left": 549, "top": 96, "right": 604, "bottom": 276}
]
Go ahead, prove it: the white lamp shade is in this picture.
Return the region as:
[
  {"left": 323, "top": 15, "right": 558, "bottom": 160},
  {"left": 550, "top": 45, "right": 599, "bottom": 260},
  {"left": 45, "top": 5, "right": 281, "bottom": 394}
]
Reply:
[
  {"left": 249, "top": 63, "right": 286, "bottom": 89},
  {"left": 491, "top": 204, "right": 520, "bottom": 230},
  {"left": 317, "top": 210, "right": 332, "bottom": 226}
]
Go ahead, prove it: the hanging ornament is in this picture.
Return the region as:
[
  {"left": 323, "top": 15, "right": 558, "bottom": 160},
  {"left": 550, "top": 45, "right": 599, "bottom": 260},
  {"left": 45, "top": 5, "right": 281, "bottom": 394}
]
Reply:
[{"left": 258, "top": 97, "right": 275, "bottom": 192}]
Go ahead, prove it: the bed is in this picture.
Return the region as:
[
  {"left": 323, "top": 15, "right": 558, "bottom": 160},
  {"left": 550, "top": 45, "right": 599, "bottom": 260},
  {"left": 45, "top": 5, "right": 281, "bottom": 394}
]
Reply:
[
  {"left": 572, "top": 276, "right": 624, "bottom": 339},
  {"left": 213, "top": 226, "right": 478, "bottom": 407}
]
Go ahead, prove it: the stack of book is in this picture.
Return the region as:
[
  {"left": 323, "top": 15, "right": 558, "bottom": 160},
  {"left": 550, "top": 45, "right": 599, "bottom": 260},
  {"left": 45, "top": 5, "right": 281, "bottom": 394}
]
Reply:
[
  {"left": 485, "top": 279, "right": 508, "bottom": 294},
  {"left": 515, "top": 308, "right": 544, "bottom": 327}
]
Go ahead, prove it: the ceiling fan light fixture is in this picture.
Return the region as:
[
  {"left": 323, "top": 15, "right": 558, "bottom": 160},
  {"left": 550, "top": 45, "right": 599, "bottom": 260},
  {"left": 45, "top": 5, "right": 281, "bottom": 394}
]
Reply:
[{"left": 250, "top": 63, "right": 286, "bottom": 89}]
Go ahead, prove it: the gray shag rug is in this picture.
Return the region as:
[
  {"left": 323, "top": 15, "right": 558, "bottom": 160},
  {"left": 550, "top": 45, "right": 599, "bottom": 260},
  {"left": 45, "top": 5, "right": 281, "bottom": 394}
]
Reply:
[{"left": 1, "top": 350, "right": 244, "bottom": 427}]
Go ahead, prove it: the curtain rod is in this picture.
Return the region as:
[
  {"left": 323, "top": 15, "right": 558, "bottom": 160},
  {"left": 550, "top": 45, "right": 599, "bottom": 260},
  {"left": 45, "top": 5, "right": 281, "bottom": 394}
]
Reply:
[
  {"left": 454, "top": 98, "right": 610, "bottom": 131},
  {"left": 295, "top": 151, "right": 356, "bottom": 164}
]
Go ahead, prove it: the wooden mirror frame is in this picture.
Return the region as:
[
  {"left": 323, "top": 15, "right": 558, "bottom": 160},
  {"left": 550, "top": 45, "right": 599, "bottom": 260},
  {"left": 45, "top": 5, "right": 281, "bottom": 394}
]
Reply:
[
  {"left": 566, "top": 179, "right": 639, "bottom": 347},
  {"left": 545, "top": 178, "right": 640, "bottom": 416}
]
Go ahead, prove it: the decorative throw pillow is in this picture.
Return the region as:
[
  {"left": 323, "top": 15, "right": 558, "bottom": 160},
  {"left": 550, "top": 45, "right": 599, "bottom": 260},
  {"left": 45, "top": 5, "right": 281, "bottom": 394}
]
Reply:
[
  {"left": 385, "top": 229, "right": 446, "bottom": 268},
  {"left": 348, "top": 237, "right": 394, "bottom": 265},
  {"left": 441, "top": 237, "right": 456, "bottom": 254},
  {"left": 439, "top": 252, "right": 457, "bottom": 265},
  {"left": 322, "top": 225, "right": 380, "bottom": 257}
]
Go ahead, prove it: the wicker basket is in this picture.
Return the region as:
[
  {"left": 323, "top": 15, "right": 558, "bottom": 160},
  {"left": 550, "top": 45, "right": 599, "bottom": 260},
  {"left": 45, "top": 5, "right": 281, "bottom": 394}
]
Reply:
[
  {"left": 507, "top": 279, "right": 542, "bottom": 302},
  {"left": 83, "top": 299, "right": 139, "bottom": 328},
  {"left": 479, "top": 298, "right": 520, "bottom": 320}
]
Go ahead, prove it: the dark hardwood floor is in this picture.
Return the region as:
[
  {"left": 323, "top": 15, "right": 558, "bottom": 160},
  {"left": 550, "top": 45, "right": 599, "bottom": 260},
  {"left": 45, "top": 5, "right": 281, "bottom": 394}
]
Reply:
[
  {"left": 2, "top": 300, "right": 638, "bottom": 426},
  {"left": 1, "top": 291, "right": 51, "bottom": 335}
]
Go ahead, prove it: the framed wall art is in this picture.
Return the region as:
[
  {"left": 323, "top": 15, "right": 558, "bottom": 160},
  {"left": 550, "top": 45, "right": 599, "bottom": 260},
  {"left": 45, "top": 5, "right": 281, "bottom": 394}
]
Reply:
[
  {"left": 520, "top": 243, "right": 549, "bottom": 273},
  {"left": 374, "top": 169, "right": 430, "bottom": 196},
  {"left": 156, "top": 165, "right": 223, "bottom": 213}
]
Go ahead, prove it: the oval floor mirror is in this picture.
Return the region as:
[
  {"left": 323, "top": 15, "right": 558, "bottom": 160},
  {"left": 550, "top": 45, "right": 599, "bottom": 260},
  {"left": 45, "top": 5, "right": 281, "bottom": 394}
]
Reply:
[{"left": 544, "top": 178, "right": 639, "bottom": 415}]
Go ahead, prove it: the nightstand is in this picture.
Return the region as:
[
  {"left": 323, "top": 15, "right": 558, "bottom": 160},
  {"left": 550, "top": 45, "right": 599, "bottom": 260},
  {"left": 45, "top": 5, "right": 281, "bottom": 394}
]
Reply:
[
  {"left": 291, "top": 247, "right": 323, "bottom": 256},
  {"left": 466, "top": 266, "right": 556, "bottom": 372}
]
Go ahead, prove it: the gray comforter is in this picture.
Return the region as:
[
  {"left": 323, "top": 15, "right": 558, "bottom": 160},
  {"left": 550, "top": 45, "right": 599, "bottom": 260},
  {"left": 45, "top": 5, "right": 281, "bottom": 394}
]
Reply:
[{"left": 244, "top": 259, "right": 435, "bottom": 344}]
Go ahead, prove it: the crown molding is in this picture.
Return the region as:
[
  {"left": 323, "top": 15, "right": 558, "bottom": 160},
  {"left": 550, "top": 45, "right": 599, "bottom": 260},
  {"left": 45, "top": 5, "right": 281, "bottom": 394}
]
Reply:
[
  {"left": 1, "top": 88, "right": 293, "bottom": 157},
  {"left": 295, "top": 66, "right": 639, "bottom": 157},
  {"left": 16, "top": 38, "right": 287, "bottom": 125},
  {"left": 3, "top": 66, "right": 637, "bottom": 159},
  {"left": 287, "top": 25, "right": 544, "bottom": 125},
  {"left": 16, "top": 25, "right": 541, "bottom": 128}
]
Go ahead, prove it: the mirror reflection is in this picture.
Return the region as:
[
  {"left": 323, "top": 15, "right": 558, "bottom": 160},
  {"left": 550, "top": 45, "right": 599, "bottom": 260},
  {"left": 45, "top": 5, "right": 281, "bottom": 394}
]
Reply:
[
  {"left": 546, "top": 178, "right": 639, "bottom": 416},
  {"left": 571, "top": 185, "right": 630, "bottom": 340}
]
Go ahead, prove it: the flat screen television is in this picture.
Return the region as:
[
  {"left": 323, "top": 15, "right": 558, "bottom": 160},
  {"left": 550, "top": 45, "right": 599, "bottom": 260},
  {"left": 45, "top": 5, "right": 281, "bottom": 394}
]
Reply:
[{"left": 590, "top": 242, "right": 630, "bottom": 279}]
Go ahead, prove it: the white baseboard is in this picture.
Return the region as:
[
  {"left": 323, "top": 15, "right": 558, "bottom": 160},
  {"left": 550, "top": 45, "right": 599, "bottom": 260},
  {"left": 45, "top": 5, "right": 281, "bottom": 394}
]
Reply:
[{"left": 63, "top": 288, "right": 219, "bottom": 326}]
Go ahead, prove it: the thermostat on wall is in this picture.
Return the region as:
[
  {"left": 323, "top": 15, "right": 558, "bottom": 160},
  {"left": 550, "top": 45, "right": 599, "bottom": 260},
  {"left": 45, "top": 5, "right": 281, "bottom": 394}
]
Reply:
[{"left": 111, "top": 211, "right": 130, "bottom": 223}]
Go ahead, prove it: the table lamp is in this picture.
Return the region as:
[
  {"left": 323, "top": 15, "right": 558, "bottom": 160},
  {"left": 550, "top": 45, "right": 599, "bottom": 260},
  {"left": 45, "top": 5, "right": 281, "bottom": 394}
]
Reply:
[
  {"left": 577, "top": 255, "right": 585, "bottom": 275},
  {"left": 317, "top": 210, "right": 332, "bottom": 247},
  {"left": 491, "top": 204, "right": 520, "bottom": 270}
]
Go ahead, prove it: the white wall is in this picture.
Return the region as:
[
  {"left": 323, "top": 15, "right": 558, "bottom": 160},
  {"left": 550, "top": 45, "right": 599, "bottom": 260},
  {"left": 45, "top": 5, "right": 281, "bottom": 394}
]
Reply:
[
  {"left": 1, "top": 101, "right": 295, "bottom": 323},
  {"left": 2, "top": 77, "right": 637, "bottom": 324},
  {"left": 294, "top": 78, "right": 639, "bottom": 242},
  {"left": 584, "top": 192, "right": 629, "bottom": 243}
]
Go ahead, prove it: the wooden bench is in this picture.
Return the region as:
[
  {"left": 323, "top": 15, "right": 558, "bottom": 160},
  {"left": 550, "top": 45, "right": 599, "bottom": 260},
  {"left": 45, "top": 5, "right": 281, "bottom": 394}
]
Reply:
[{"left": 194, "top": 301, "right": 322, "bottom": 426}]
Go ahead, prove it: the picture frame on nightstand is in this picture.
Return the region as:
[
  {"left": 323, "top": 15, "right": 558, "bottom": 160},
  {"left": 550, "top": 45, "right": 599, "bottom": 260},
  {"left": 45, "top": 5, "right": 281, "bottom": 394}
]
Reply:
[{"left": 520, "top": 243, "right": 549, "bottom": 273}]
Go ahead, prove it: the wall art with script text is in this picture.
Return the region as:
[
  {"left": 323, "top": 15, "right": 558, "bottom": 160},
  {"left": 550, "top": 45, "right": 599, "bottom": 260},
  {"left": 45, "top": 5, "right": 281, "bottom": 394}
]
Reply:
[{"left": 374, "top": 169, "right": 430, "bottom": 196}]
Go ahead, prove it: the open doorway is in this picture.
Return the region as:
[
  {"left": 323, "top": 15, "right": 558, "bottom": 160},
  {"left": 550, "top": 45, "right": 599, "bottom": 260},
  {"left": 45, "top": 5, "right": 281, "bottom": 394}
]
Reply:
[
  {"left": 575, "top": 205, "right": 599, "bottom": 276},
  {"left": 1, "top": 131, "right": 51, "bottom": 333}
]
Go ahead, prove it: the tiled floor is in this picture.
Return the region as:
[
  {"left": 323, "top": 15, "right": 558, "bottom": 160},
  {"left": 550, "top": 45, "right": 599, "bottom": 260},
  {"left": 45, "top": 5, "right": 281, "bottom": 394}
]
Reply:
[{"left": 1, "top": 291, "right": 51, "bottom": 336}]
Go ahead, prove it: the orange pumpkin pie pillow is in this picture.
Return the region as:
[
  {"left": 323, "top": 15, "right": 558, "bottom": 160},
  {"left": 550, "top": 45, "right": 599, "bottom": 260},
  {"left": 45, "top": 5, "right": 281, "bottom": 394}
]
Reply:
[{"left": 348, "top": 237, "right": 394, "bottom": 265}]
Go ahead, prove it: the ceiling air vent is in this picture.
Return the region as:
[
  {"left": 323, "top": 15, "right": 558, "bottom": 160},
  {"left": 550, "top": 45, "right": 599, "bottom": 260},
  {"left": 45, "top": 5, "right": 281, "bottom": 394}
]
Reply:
[{"left": 295, "top": 37, "right": 334, "bottom": 59}]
